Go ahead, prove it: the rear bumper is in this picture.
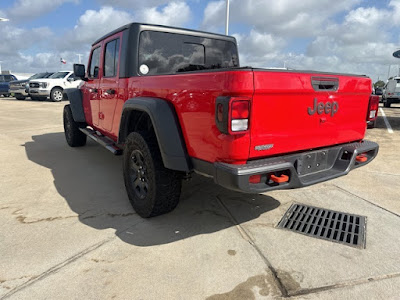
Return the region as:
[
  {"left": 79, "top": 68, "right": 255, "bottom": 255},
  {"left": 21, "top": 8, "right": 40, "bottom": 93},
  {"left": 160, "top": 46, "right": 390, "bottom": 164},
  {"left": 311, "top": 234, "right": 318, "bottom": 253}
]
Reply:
[{"left": 195, "top": 140, "right": 379, "bottom": 193}]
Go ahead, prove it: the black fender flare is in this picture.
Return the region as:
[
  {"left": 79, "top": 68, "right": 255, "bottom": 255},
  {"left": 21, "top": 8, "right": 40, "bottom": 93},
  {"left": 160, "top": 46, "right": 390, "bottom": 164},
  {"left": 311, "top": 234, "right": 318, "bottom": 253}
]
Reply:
[
  {"left": 63, "top": 88, "right": 86, "bottom": 123},
  {"left": 118, "top": 97, "right": 191, "bottom": 172}
]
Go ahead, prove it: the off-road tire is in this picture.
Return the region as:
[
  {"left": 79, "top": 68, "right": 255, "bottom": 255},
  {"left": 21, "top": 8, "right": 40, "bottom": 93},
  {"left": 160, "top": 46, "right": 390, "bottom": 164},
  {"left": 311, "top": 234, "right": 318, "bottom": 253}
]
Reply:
[
  {"left": 123, "top": 131, "right": 182, "bottom": 218},
  {"left": 51, "top": 87, "right": 64, "bottom": 102},
  {"left": 384, "top": 99, "right": 391, "bottom": 108},
  {"left": 63, "top": 105, "right": 87, "bottom": 147},
  {"left": 15, "top": 95, "right": 26, "bottom": 100}
]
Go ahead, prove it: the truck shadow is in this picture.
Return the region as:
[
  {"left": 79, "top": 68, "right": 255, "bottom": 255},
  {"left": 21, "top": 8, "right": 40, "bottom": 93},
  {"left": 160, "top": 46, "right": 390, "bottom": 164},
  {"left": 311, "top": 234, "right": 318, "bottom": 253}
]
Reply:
[{"left": 24, "top": 132, "right": 280, "bottom": 247}]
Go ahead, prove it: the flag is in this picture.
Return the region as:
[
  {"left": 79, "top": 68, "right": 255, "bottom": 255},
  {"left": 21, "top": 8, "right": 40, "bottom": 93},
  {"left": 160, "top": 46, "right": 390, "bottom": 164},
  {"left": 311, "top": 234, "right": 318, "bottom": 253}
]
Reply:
[{"left": 60, "top": 58, "right": 66, "bottom": 64}]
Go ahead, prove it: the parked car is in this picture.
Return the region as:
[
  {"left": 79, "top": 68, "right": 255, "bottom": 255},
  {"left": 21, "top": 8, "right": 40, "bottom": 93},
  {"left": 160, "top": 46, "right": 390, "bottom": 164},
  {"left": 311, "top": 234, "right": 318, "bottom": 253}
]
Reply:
[
  {"left": 382, "top": 77, "right": 400, "bottom": 107},
  {"left": 9, "top": 72, "right": 53, "bottom": 100},
  {"left": 64, "top": 22, "right": 379, "bottom": 218},
  {"left": 374, "top": 87, "right": 383, "bottom": 95},
  {"left": 29, "top": 71, "right": 82, "bottom": 101},
  {"left": 0, "top": 74, "right": 18, "bottom": 97}
]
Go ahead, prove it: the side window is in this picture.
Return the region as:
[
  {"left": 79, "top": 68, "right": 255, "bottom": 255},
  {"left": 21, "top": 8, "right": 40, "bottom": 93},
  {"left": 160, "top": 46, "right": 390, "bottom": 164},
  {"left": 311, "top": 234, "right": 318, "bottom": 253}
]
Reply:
[
  {"left": 88, "top": 47, "right": 101, "bottom": 79},
  {"left": 4, "top": 75, "right": 12, "bottom": 82},
  {"left": 104, "top": 38, "right": 120, "bottom": 77}
]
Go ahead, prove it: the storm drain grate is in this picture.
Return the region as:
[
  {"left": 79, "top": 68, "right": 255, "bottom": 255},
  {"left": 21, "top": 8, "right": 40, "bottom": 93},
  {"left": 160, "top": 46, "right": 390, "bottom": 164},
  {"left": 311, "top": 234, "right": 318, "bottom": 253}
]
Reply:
[{"left": 277, "top": 203, "right": 366, "bottom": 249}]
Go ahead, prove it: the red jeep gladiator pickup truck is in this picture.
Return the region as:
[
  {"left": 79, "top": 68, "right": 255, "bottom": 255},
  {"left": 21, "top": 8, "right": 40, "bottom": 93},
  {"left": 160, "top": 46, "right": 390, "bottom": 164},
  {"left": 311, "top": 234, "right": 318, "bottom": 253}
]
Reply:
[{"left": 63, "top": 23, "right": 379, "bottom": 218}]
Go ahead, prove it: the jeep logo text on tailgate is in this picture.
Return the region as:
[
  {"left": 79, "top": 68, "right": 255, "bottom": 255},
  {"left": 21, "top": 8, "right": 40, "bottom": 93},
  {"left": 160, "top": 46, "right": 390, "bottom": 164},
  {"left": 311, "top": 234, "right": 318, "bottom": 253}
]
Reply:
[{"left": 308, "top": 98, "right": 339, "bottom": 117}]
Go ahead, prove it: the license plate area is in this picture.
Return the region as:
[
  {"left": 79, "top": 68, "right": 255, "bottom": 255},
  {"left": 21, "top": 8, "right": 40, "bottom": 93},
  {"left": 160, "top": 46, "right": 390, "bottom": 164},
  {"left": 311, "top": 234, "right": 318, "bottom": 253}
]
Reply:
[{"left": 297, "top": 150, "right": 328, "bottom": 176}]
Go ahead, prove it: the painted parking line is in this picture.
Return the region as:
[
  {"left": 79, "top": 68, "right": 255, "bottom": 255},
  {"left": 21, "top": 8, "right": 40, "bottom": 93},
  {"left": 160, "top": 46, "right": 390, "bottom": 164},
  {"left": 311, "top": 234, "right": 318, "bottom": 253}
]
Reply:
[{"left": 379, "top": 108, "right": 394, "bottom": 134}]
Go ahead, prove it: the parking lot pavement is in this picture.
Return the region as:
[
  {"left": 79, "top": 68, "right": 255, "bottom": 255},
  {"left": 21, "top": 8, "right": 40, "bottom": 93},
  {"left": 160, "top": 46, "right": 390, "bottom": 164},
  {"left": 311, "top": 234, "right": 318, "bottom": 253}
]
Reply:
[{"left": 0, "top": 97, "right": 399, "bottom": 299}]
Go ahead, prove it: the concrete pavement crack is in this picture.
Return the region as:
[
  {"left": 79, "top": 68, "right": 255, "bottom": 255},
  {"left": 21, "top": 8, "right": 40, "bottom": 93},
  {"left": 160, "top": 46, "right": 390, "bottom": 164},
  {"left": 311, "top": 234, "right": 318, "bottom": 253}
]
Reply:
[
  {"left": 215, "top": 196, "right": 289, "bottom": 298},
  {"left": 333, "top": 184, "right": 400, "bottom": 218},
  {"left": 1, "top": 219, "right": 146, "bottom": 299},
  {"left": 363, "top": 171, "right": 400, "bottom": 177},
  {"left": 289, "top": 272, "right": 400, "bottom": 297},
  {"left": 0, "top": 237, "right": 115, "bottom": 299}
]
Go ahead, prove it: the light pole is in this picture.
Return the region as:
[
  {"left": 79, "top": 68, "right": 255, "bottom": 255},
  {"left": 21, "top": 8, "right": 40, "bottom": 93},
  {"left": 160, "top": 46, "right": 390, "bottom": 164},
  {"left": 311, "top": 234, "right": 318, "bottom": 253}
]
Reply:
[
  {"left": 225, "top": 0, "right": 230, "bottom": 35},
  {"left": 0, "top": 61, "right": 2, "bottom": 74},
  {"left": 76, "top": 54, "right": 83, "bottom": 64}
]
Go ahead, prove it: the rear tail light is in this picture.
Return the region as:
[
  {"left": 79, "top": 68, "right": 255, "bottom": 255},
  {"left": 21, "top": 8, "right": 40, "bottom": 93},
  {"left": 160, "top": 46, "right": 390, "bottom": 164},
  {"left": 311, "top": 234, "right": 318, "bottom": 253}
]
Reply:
[
  {"left": 367, "top": 95, "right": 379, "bottom": 121},
  {"left": 215, "top": 96, "right": 251, "bottom": 135}
]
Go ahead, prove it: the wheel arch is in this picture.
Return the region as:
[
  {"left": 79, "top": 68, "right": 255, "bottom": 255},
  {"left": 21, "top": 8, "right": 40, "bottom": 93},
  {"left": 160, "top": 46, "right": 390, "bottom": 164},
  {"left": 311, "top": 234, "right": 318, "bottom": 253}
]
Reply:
[
  {"left": 118, "top": 97, "right": 191, "bottom": 172},
  {"left": 51, "top": 86, "right": 64, "bottom": 93}
]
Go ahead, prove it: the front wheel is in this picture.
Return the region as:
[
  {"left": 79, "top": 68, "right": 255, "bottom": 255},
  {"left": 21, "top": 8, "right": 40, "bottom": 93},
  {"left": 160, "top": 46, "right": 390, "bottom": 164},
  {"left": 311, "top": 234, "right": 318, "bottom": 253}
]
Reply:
[
  {"left": 63, "top": 105, "right": 87, "bottom": 147},
  {"left": 123, "top": 131, "right": 182, "bottom": 218},
  {"left": 384, "top": 99, "right": 391, "bottom": 108},
  {"left": 51, "top": 88, "right": 63, "bottom": 102},
  {"left": 15, "top": 95, "right": 26, "bottom": 100}
]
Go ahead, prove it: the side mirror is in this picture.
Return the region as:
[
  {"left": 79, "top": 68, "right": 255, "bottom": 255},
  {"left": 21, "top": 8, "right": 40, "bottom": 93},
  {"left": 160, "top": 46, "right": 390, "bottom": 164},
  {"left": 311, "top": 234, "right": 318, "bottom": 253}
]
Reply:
[
  {"left": 67, "top": 77, "right": 74, "bottom": 82},
  {"left": 74, "top": 64, "right": 86, "bottom": 80}
]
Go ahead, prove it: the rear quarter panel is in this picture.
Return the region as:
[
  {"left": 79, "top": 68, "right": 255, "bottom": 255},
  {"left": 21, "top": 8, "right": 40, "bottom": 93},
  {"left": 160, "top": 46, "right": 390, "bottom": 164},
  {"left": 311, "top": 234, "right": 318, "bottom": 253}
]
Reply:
[{"left": 112, "top": 71, "right": 254, "bottom": 163}]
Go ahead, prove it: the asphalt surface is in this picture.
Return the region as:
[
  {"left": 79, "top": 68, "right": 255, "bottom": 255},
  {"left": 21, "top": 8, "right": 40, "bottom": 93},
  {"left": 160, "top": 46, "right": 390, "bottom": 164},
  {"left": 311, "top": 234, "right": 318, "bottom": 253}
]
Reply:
[{"left": 0, "top": 96, "right": 399, "bottom": 299}]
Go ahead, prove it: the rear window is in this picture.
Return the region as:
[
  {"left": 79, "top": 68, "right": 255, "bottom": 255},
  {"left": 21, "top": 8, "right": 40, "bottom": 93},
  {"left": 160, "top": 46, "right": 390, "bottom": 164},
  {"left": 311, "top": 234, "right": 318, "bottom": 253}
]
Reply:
[{"left": 138, "top": 31, "right": 239, "bottom": 76}]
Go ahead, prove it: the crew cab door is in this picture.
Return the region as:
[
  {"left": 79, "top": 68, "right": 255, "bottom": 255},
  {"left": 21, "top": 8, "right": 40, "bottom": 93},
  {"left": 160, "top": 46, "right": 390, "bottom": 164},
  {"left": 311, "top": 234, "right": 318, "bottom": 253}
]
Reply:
[
  {"left": 83, "top": 45, "right": 101, "bottom": 127},
  {"left": 99, "top": 34, "right": 121, "bottom": 132}
]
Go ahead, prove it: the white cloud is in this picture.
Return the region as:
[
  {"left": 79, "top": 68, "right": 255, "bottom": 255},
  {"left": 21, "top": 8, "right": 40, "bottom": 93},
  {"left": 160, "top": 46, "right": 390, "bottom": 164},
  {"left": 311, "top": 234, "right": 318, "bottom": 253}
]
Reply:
[
  {"left": 202, "top": 1, "right": 399, "bottom": 82},
  {"left": 202, "top": 0, "right": 361, "bottom": 37},
  {"left": 138, "top": 2, "right": 191, "bottom": 27},
  {"left": 233, "top": 30, "right": 285, "bottom": 66},
  {"left": 8, "top": 0, "right": 79, "bottom": 20},
  {"left": 59, "top": 6, "right": 133, "bottom": 50},
  {"left": 0, "top": 25, "right": 52, "bottom": 56},
  {"left": 96, "top": 0, "right": 171, "bottom": 9}
]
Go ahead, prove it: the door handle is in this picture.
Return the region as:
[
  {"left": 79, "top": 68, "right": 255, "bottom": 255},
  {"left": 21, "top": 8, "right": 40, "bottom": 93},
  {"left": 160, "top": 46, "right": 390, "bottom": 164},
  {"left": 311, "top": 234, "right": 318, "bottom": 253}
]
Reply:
[
  {"left": 106, "top": 89, "right": 116, "bottom": 95},
  {"left": 89, "top": 88, "right": 98, "bottom": 93}
]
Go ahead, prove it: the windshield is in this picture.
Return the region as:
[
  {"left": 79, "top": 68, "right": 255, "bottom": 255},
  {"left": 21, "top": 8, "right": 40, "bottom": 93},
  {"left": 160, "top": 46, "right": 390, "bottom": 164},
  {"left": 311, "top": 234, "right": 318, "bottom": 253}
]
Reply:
[
  {"left": 49, "top": 71, "right": 69, "bottom": 79},
  {"left": 29, "top": 73, "right": 47, "bottom": 80}
]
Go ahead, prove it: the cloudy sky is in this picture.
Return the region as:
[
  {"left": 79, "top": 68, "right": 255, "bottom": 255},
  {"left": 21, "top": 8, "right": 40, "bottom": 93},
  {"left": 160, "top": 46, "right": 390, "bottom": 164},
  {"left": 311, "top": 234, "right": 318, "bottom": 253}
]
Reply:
[{"left": 0, "top": 0, "right": 399, "bottom": 82}]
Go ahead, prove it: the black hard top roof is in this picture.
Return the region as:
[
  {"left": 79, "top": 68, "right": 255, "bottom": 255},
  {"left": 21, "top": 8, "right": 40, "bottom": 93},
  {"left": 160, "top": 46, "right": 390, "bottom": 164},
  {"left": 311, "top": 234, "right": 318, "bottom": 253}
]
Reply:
[{"left": 92, "top": 22, "right": 236, "bottom": 46}]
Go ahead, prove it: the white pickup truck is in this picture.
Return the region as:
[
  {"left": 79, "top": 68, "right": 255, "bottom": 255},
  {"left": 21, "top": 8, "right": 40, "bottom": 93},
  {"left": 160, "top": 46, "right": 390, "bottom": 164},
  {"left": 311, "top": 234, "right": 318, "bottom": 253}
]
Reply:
[
  {"left": 382, "top": 77, "right": 400, "bottom": 107},
  {"left": 29, "top": 71, "right": 82, "bottom": 101}
]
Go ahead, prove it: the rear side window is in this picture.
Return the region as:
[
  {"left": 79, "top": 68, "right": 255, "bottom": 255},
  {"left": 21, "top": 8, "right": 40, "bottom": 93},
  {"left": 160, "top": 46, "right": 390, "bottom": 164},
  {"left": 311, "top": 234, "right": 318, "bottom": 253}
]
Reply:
[
  {"left": 89, "top": 47, "right": 101, "bottom": 78},
  {"left": 104, "top": 38, "right": 120, "bottom": 77},
  {"left": 138, "top": 31, "right": 239, "bottom": 76},
  {"left": 3, "top": 75, "right": 13, "bottom": 82}
]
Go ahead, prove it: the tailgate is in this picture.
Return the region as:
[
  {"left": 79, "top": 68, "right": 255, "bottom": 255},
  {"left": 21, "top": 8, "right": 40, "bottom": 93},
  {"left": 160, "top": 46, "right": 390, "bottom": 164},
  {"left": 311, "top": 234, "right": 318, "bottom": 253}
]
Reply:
[{"left": 249, "top": 70, "right": 371, "bottom": 159}]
